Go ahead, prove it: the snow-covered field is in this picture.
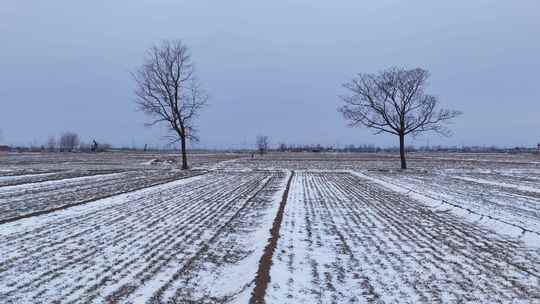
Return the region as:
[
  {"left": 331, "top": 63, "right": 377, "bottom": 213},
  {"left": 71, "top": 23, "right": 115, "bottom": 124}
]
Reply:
[
  {"left": 1, "top": 152, "right": 539, "bottom": 303},
  {"left": 360, "top": 169, "right": 540, "bottom": 242},
  {"left": 268, "top": 171, "right": 540, "bottom": 303},
  {"left": 0, "top": 169, "right": 198, "bottom": 223},
  {"left": 0, "top": 170, "right": 287, "bottom": 303}
]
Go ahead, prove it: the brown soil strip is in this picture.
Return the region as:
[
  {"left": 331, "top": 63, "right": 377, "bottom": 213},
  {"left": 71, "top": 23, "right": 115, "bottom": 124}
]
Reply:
[
  {"left": 249, "top": 171, "right": 295, "bottom": 304},
  {"left": 0, "top": 171, "right": 207, "bottom": 226}
]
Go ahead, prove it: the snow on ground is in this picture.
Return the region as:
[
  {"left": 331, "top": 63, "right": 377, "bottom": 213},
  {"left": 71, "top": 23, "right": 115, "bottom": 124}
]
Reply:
[
  {"left": 358, "top": 169, "right": 540, "bottom": 245},
  {"left": 1, "top": 152, "right": 540, "bottom": 303},
  {"left": 0, "top": 169, "right": 125, "bottom": 187},
  {"left": 0, "top": 171, "right": 58, "bottom": 182},
  {"left": 0, "top": 171, "right": 287, "bottom": 304},
  {"left": 267, "top": 171, "right": 540, "bottom": 303},
  {"left": 451, "top": 175, "right": 540, "bottom": 194},
  {"left": 0, "top": 170, "right": 196, "bottom": 222}
]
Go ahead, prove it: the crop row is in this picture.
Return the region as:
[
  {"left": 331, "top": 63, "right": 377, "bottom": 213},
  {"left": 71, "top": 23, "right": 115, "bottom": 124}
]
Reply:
[
  {"left": 0, "top": 169, "right": 195, "bottom": 222},
  {"left": 267, "top": 172, "right": 540, "bottom": 303},
  {"left": 0, "top": 171, "right": 285, "bottom": 304}
]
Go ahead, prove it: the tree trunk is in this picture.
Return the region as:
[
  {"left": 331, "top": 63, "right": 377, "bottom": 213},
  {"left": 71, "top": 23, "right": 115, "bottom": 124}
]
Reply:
[
  {"left": 180, "top": 136, "right": 188, "bottom": 170},
  {"left": 399, "top": 133, "right": 407, "bottom": 169}
]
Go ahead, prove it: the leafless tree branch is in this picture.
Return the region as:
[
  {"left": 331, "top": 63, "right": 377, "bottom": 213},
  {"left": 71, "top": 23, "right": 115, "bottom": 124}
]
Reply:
[
  {"left": 338, "top": 67, "right": 462, "bottom": 169},
  {"left": 133, "top": 40, "right": 208, "bottom": 169}
]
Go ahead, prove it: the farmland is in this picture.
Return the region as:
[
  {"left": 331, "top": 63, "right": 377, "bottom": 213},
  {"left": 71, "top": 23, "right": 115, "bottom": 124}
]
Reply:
[{"left": 1, "top": 152, "right": 540, "bottom": 303}]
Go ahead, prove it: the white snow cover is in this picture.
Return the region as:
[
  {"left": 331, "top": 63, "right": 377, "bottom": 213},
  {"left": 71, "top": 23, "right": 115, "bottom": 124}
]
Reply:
[
  {"left": 0, "top": 171, "right": 122, "bottom": 195},
  {"left": 266, "top": 171, "right": 540, "bottom": 303},
  {"left": 2, "top": 151, "right": 540, "bottom": 303},
  {"left": 451, "top": 175, "right": 540, "bottom": 194},
  {"left": 0, "top": 171, "right": 290, "bottom": 303},
  {"left": 0, "top": 172, "right": 58, "bottom": 182},
  {"left": 351, "top": 171, "right": 540, "bottom": 249}
]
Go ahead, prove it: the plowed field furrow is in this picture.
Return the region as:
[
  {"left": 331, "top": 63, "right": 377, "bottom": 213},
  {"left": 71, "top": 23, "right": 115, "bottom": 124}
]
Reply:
[
  {"left": 268, "top": 172, "right": 540, "bottom": 304},
  {"left": 152, "top": 172, "right": 288, "bottom": 304},
  {"left": 0, "top": 171, "right": 283, "bottom": 304},
  {"left": 64, "top": 175, "right": 270, "bottom": 304},
  {"left": 0, "top": 172, "right": 126, "bottom": 198},
  {"left": 0, "top": 173, "right": 225, "bottom": 248},
  {"left": 366, "top": 171, "right": 540, "bottom": 234},
  {"left": 460, "top": 172, "right": 540, "bottom": 189},
  {"left": 0, "top": 169, "right": 194, "bottom": 222},
  {"left": 0, "top": 170, "right": 122, "bottom": 187},
  {"left": 0, "top": 173, "right": 235, "bottom": 270}
]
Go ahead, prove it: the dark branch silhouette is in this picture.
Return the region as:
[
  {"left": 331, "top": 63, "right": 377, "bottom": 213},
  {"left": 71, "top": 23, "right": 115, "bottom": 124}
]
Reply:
[
  {"left": 133, "top": 40, "right": 208, "bottom": 169},
  {"left": 339, "top": 67, "right": 462, "bottom": 169}
]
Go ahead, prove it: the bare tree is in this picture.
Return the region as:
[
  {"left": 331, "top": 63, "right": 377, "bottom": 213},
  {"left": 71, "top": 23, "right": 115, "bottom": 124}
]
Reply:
[
  {"left": 59, "top": 132, "right": 80, "bottom": 152},
  {"left": 91, "top": 139, "right": 98, "bottom": 152},
  {"left": 46, "top": 136, "right": 57, "bottom": 152},
  {"left": 256, "top": 135, "right": 269, "bottom": 155},
  {"left": 339, "top": 67, "right": 461, "bottom": 169},
  {"left": 133, "top": 40, "right": 208, "bottom": 170}
]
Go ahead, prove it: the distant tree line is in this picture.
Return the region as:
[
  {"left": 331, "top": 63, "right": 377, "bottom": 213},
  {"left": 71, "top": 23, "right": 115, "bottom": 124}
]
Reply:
[
  {"left": 270, "top": 143, "right": 539, "bottom": 154},
  {"left": 2, "top": 140, "right": 538, "bottom": 155},
  {"left": 2, "top": 132, "right": 112, "bottom": 153}
]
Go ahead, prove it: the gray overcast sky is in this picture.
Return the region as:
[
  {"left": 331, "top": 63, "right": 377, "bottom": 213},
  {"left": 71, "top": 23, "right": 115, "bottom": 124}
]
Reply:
[{"left": 1, "top": 1, "right": 539, "bottom": 149}]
